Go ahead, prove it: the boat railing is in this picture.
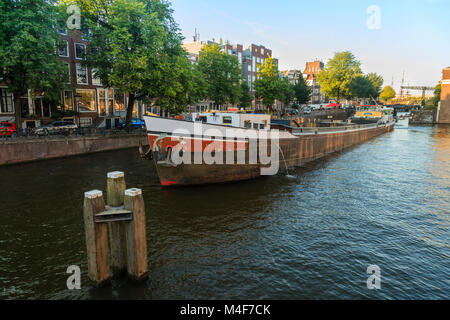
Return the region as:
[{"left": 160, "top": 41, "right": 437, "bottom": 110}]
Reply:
[{"left": 291, "top": 123, "right": 381, "bottom": 135}]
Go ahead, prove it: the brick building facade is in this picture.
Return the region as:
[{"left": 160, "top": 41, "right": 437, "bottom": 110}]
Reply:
[{"left": 438, "top": 67, "right": 450, "bottom": 123}]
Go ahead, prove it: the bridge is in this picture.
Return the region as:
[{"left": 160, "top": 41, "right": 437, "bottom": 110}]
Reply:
[{"left": 400, "top": 86, "right": 435, "bottom": 100}]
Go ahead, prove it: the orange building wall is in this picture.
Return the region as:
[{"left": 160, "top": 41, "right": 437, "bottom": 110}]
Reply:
[{"left": 439, "top": 68, "right": 450, "bottom": 124}]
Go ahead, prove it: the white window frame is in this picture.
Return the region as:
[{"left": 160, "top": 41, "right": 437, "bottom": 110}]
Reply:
[
  {"left": 58, "top": 40, "right": 69, "bottom": 57},
  {"left": 79, "top": 117, "right": 93, "bottom": 127},
  {"left": 76, "top": 89, "right": 97, "bottom": 113},
  {"left": 0, "top": 87, "right": 14, "bottom": 114},
  {"left": 76, "top": 63, "right": 88, "bottom": 85},
  {"left": 74, "top": 43, "right": 86, "bottom": 60},
  {"left": 92, "top": 68, "right": 102, "bottom": 86}
]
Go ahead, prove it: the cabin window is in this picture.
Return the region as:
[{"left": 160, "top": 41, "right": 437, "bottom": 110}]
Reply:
[
  {"left": 222, "top": 116, "right": 232, "bottom": 125},
  {"left": 259, "top": 124, "right": 265, "bottom": 129},
  {"left": 244, "top": 120, "right": 251, "bottom": 128},
  {"left": 253, "top": 123, "right": 259, "bottom": 129}
]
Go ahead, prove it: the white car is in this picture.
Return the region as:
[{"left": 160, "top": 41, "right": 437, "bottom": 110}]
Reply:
[
  {"left": 35, "top": 121, "right": 78, "bottom": 136},
  {"left": 303, "top": 108, "right": 311, "bottom": 114}
]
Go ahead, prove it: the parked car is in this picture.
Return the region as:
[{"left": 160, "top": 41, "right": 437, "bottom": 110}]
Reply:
[
  {"left": 0, "top": 121, "right": 17, "bottom": 137},
  {"left": 303, "top": 108, "right": 311, "bottom": 114},
  {"left": 34, "top": 121, "right": 78, "bottom": 136},
  {"left": 119, "top": 118, "right": 145, "bottom": 129}
]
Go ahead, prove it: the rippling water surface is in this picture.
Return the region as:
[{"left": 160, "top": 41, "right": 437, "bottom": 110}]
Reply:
[{"left": 0, "top": 121, "right": 449, "bottom": 300}]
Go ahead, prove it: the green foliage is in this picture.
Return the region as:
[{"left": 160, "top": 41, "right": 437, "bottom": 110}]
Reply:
[
  {"left": 278, "top": 78, "right": 295, "bottom": 106},
  {"left": 366, "top": 72, "right": 384, "bottom": 98},
  {"left": 432, "top": 83, "right": 441, "bottom": 107},
  {"left": 293, "top": 75, "right": 312, "bottom": 105},
  {"left": 254, "top": 57, "right": 281, "bottom": 109},
  {"left": 349, "top": 75, "right": 376, "bottom": 100},
  {"left": 239, "top": 81, "right": 253, "bottom": 109},
  {"left": 380, "top": 86, "right": 396, "bottom": 103},
  {"left": 197, "top": 43, "right": 242, "bottom": 106},
  {"left": 316, "top": 51, "right": 362, "bottom": 102},
  {"left": 67, "top": 0, "right": 198, "bottom": 124},
  {"left": 0, "top": 0, "right": 69, "bottom": 125}
]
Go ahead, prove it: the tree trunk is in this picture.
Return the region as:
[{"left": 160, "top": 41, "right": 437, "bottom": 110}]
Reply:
[
  {"left": 126, "top": 93, "right": 135, "bottom": 128},
  {"left": 14, "top": 92, "right": 24, "bottom": 135}
]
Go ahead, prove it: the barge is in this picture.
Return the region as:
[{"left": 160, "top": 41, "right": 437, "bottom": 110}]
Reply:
[{"left": 141, "top": 114, "right": 395, "bottom": 187}]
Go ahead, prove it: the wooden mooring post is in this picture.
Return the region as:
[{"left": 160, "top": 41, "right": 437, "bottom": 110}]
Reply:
[{"left": 83, "top": 172, "right": 148, "bottom": 287}]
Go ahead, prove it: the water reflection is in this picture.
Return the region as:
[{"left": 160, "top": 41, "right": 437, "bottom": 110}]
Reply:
[{"left": 0, "top": 124, "right": 449, "bottom": 299}]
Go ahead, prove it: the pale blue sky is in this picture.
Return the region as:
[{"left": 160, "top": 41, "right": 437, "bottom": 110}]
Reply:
[{"left": 171, "top": 0, "right": 450, "bottom": 92}]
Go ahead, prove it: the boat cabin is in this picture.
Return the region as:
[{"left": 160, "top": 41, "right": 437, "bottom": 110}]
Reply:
[{"left": 192, "top": 112, "right": 271, "bottom": 130}]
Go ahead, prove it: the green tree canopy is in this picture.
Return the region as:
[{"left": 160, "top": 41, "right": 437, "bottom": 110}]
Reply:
[
  {"left": 239, "top": 80, "right": 253, "bottom": 109},
  {"left": 293, "top": 75, "right": 312, "bottom": 105},
  {"left": 380, "top": 86, "right": 396, "bottom": 103},
  {"left": 432, "top": 83, "right": 441, "bottom": 107},
  {"left": 366, "top": 72, "right": 384, "bottom": 98},
  {"left": 63, "top": 0, "right": 198, "bottom": 124},
  {"left": 254, "top": 57, "right": 281, "bottom": 110},
  {"left": 316, "top": 51, "right": 362, "bottom": 102},
  {"left": 197, "top": 43, "right": 242, "bottom": 107},
  {"left": 278, "top": 78, "right": 295, "bottom": 107},
  {"left": 349, "top": 76, "right": 376, "bottom": 101},
  {"left": 0, "top": 0, "right": 68, "bottom": 128}
]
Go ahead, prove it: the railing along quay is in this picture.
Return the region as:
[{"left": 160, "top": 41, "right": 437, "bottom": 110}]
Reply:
[{"left": 0, "top": 127, "right": 146, "bottom": 143}]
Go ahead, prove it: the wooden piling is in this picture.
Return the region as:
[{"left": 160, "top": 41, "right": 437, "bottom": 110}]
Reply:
[
  {"left": 106, "top": 172, "right": 127, "bottom": 276},
  {"left": 83, "top": 190, "right": 110, "bottom": 287},
  {"left": 83, "top": 174, "right": 148, "bottom": 286},
  {"left": 124, "top": 188, "right": 148, "bottom": 281}
]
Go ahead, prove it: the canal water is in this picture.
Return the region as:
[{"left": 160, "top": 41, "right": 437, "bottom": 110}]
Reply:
[{"left": 0, "top": 121, "right": 448, "bottom": 300}]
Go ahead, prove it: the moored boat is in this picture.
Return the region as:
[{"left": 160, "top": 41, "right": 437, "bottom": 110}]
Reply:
[{"left": 142, "top": 114, "right": 395, "bottom": 187}]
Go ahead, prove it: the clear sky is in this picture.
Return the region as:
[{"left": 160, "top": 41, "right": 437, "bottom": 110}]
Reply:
[{"left": 171, "top": 0, "right": 450, "bottom": 93}]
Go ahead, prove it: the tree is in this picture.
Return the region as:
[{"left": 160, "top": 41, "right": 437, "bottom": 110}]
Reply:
[
  {"left": 197, "top": 43, "right": 242, "bottom": 107},
  {"left": 239, "top": 81, "right": 253, "bottom": 109},
  {"left": 349, "top": 76, "right": 376, "bottom": 102},
  {"left": 278, "top": 78, "right": 295, "bottom": 112},
  {"left": 0, "top": 0, "right": 68, "bottom": 130},
  {"left": 432, "top": 83, "right": 441, "bottom": 107},
  {"left": 66, "top": 0, "right": 196, "bottom": 125},
  {"left": 254, "top": 57, "right": 281, "bottom": 110},
  {"left": 366, "top": 72, "right": 383, "bottom": 98},
  {"left": 316, "top": 51, "right": 362, "bottom": 102},
  {"left": 380, "top": 86, "right": 396, "bottom": 103},
  {"left": 293, "top": 75, "right": 312, "bottom": 105}
]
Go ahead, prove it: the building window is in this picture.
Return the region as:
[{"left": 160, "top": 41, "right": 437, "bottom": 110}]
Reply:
[
  {"left": 114, "top": 93, "right": 125, "bottom": 112},
  {"left": 57, "top": 25, "right": 67, "bottom": 35},
  {"left": 92, "top": 68, "right": 102, "bottom": 86},
  {"left": 75, "top": 43, "right": 86, "bottom": 60},
  {"left": 58, "top": 40, "right": 69, "bottom": 57},
  {"left": 64, "top": 91, "right": 73, "bottom": 111},
  {"left": 222, "top": 116, "right": 232, "bottom": 125},
  {"left": 76, "top": 63, "right": 88, "bottom": 85},
  {"left": 65, "top": 63, "right": 71, "bottom": 84},
  {"left": 76, "top": 89, "right": 96, "bottom": 112},
  {"left": 0, "top": 88, "right": 14, "bottom": 114},
  {"left": 79, "top": 118, "right": 92, "bottom": 127}
]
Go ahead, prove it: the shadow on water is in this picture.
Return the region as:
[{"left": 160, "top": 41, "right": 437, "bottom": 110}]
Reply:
[{"left": 0, "top": 125, "right": 449, "bottom": 300}]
